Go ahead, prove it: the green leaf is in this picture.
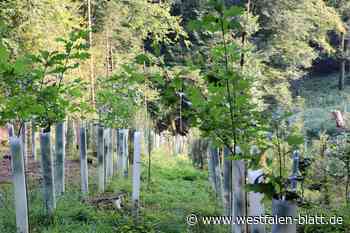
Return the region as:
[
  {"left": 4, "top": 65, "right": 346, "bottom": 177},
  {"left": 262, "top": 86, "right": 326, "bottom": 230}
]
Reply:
[
  {"left": 77, "top": 30, "right": 89, "bottom": 39},
  {"left": 245, "top": 183, "right": 276, "bottom": 199},
  {"left": 70, "top": 52, "right": 90, "bottom": 60},
  {"left": 66, "top": 63, "right": 80, "bottom": 70},
  {"left": 135, "top": 53, "right": 151, "bottom": 65},
  {"left": 39, "top": 50, "right": 50, "bottom": 60},
  {"left": 50, "top": 53, "right": 67, "bottom": 62},
  {"left": 188, "top": 87, "right": 203, "bottom": 107},
  {"left": 151, "top": 42, "right": 161, "bottom": 57},
  {"left": 224, "top": 6, "right": 244, "bottom": 18},
  {"left": 287, "top": 134, "right": 304, "bottom": 146},
  {"left": 55, "top": 37, "right": 66, "bottom": 43},
  {"left": 202, "top": 15, "right": 218, "bottom": 25},
  {"left": 151, "top": 73, "right": 165, "bottom": 85},
  {"left": 65, "top": 41, "right": 74, "bottom": 51},
  {"left": 187, "top": 20, "right": 203, "bottom": 31},
  {"left": 209, "top": 0, "right": 224, "bottom": 14},
  {"left": 14, "top": 57, "right": 28, "bottom": 75},
  {"left": 76, "top": 43, "right": 89, "bottom": 50},
  {"left": 0, "top": 42, "right": 9, "bottom": 61},
  {"left": 172, "top": 78, "right": 182, "bottom": 89},
  {"left": 230, "top": 20, "right": 241, "bottom": 30}
]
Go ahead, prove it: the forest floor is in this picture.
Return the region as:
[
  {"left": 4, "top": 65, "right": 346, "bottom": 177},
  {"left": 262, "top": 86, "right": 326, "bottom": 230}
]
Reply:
[
  {"left": 0, "top": 149, "right": 225, "bottom": 233},
  {"left": 0, "top": 155, "right": 82, "bottom": 185}
]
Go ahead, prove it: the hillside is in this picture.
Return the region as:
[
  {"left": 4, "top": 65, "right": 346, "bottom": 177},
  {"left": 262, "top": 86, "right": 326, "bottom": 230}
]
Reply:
[{"left": 294, "top": 73, "right": 350, "bottom": 137}]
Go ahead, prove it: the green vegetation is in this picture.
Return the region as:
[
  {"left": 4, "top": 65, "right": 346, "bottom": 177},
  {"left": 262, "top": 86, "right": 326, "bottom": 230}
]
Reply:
[
  {"left": 3, "top": 0, "right": 350, "bottom": 232},
  {"left": 298, "top": 73, "right": 350, "bottom": 136},
  {"left": 0, "top": 150, "right": 225, "bottom": 233}
]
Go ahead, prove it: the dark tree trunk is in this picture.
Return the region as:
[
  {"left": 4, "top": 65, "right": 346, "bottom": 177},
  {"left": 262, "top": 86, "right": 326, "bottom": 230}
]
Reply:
[{"left": 339, "top": 32, "right": 346, "bottom": 90}]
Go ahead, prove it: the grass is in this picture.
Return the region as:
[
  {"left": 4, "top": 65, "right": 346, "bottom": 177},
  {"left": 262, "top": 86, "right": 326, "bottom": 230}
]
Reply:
[
  {"left": 298, "top": 73, "right": 350, "bottom": 137},
  {"left": 0, "top": 148, "right": 225, "bottom": 233}
]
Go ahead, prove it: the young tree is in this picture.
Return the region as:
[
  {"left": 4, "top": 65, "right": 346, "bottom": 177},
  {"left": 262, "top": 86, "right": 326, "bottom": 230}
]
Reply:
[
  {"left": 187, "top": 2, "right": 267, "bottom": 232},
  {"left": 330, "top": 133, "right": 350, "bottom": 204},
  {"left": 0, "top": 29, "right": 90, "bottom": 216},
  {"left": 326, "top": 0, "right": 350, "bottom": 90}
]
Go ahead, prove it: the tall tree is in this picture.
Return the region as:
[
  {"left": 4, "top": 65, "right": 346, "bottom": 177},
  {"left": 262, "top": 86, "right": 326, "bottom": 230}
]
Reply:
[
  {"left": 88, "top": 0, "right": 95, "bottom": 106},
  {"left": 326, "top": 0, "right": 350, "bottom": 90},
  {"left": 339, "top": 32, "right": 346, "bottom": 90}
]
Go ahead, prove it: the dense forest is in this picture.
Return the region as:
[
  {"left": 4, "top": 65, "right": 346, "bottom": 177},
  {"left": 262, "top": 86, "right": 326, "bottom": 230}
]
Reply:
[{"left": 1, "top": 0, "right": 350, "bottom": 233}]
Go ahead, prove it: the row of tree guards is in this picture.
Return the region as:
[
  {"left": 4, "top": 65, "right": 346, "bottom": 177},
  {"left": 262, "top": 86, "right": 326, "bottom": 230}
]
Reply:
[
  {"left": 206, "top": 145, "right": 300, "bottom": 233},
  {"left": 7, "top": 122, "right": 148, "bottom": 233},
  {"left": 7, "top": 120, "right": 299, "bottom": 233}
]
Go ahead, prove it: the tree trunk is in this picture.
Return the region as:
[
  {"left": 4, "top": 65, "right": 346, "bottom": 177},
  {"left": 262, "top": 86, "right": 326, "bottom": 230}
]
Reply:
[
  {"left": 88, "top": 0, "right": 95, "bottom": 106},
  {"left": 339, "top": 32, "right": 346, "bottom": 90}
]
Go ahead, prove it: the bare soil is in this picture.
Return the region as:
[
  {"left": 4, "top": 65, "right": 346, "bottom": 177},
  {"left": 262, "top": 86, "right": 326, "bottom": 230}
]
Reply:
[{"left": 0, "top": 152, "right": 93, "bottom": 185}]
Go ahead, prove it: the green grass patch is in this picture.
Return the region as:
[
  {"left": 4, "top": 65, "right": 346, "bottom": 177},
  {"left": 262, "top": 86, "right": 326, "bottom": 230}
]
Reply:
[{"left": 299, "top": 73, "right": 350, "bottom": 137}]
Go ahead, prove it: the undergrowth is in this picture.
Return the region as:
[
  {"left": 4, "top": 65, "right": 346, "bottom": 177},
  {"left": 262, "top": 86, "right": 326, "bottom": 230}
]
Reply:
[{"left": 0, "top": 149, "right": 225, "bottom": 233}]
